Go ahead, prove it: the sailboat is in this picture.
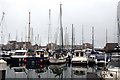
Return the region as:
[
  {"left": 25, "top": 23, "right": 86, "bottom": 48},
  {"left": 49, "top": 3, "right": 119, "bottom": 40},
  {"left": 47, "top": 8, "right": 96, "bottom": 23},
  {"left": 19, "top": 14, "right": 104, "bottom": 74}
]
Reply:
[{"left": 49, "top": 4, "right": 67, "bottom": 64}]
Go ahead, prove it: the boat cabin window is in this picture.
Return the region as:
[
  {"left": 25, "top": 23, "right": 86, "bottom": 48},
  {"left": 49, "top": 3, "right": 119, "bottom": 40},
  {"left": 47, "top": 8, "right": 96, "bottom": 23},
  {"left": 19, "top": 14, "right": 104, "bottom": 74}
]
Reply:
[
  {"left": 15, "top": 52, "right": 25, "bottom": 55},
  {"left": 76, "top": 52, "right": 79, "bottom": 57},
  {"left": 80, "top": 52, "right": 84, "bottom": 57}
]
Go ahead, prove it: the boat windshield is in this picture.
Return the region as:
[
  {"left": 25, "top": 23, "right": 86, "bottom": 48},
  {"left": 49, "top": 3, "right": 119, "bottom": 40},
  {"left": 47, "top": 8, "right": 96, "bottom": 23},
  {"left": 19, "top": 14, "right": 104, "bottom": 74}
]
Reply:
[
  {"left": 80, "top": 52, "right": 84, "bottom": 57},
  {"left": 14, "top": 52, "right": 25, "bottom": 55},
  {"left": 76, "top": 52, "right": 79, "bottom": 57},
  {"left": 107, "top": 61, "right": 120, "bottom": 68}
]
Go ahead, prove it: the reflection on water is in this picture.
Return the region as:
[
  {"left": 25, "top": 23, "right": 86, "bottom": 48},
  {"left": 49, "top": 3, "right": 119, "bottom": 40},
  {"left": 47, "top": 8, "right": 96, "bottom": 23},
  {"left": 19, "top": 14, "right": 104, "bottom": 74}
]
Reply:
[
  {"left": 3, "top": 63, "right": 105, "bottom": 79},
  {"left": 71, "top": 65, "right": 88, "bottom": 78}
]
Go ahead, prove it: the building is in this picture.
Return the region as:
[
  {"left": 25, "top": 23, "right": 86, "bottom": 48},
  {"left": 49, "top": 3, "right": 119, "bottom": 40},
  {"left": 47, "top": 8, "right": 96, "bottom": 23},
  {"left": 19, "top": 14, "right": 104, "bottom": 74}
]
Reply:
[{"left": 104, "top": 43, "right": 118, "bottom": 53}]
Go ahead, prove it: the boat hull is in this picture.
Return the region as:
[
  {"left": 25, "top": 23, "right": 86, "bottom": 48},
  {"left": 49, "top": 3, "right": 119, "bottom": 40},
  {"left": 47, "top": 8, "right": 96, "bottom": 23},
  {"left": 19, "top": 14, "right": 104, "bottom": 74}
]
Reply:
[{"left": 49, "top": 58, "right": 66, "bottom": 64}]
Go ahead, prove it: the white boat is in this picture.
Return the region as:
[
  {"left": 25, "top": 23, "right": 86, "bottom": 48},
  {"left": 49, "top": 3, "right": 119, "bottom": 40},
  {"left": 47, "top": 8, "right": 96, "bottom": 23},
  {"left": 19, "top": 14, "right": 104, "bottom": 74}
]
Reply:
[
  {"left": 49, "top": 51, "right": 66, "bottom": 64},
  {"left": 100, "top": 61, "right": 120, "bottom": 80},
  {"left": 71, "top": 50, "right": 88, "bottom": 64},
  {"left": 11, "top": 49, "right": 28, "bottom": 63},
  {"left": 0, "top": 59, "right": 7, "bottom": 70}
]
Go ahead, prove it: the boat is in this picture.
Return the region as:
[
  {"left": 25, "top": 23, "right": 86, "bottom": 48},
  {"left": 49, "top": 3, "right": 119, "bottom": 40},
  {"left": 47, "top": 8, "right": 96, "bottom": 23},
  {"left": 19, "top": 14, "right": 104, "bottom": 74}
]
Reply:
[
  {"left": 88, "top": 51, "right": 98, "bottom": 64},
  {"left": 10, "top": 49, "right": 28, "bottom": 63},
  {"left": 88, "top": 54, "right": 96, "bottom": 64},
  {"left": 49, "top": 4, "right": 67, "bottom": 64},
  {"left": 100, "top": 61, "right": 120, "bottom": 80},
  {"left": 49, "top": 50, "right": 66, "bottom": 64},
  {"left": 71, "top": 50, "right": 88, "bottom": 64}
]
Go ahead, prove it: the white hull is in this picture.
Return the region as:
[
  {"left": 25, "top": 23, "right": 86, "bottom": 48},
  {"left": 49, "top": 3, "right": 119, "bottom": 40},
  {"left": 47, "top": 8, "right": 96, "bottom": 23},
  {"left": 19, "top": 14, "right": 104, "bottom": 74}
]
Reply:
[
  {"left": 49, "top": 58, "right": 66, "bottom": 64},
  {"left": 71, "top": 57, "right": 88, "bottom": 64}
]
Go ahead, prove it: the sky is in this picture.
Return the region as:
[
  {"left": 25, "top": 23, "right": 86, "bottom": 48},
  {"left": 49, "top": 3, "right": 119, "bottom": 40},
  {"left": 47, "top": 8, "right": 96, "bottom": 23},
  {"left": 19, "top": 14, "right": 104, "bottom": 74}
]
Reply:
[{"left": 0, "top": 0, "right": 119, "bottom": 48}]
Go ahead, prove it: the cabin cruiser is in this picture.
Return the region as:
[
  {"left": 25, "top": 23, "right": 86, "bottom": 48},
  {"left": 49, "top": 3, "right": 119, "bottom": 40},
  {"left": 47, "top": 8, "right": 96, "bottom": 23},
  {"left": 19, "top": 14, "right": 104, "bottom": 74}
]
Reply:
[
  {"left": 49, "top": 50, "right": 67, "bottom": 64},
  {"left": 100, "top": 61, "right": 120, "bottom": 80},
  {"left": 11, "top": 49, "right": 28, "bottom": 63},
  {"left": 71, "top": 50, "right": 88, "bottom": 64}
]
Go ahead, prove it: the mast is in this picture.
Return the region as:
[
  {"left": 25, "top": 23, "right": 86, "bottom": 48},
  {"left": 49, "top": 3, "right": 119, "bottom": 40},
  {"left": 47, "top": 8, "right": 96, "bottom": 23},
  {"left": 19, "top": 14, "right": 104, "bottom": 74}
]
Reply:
[
  {"left": 64, "top": 27, "right": 68, "bottom": 49},
  {"left": 48, "top": 9, "right": 51, "bottom": 44},
  {"left": 72, "top": 24, "right": 73, "bottom": 50},
  {"left": 0, "top": 12, "right": 5, "bottom": 50},
  {"left": 106, "top": 28, "right": 108, "bottom": 44},
  {"left": 117, "top": 2, "right": 120, "bottom": 47},
  {"left": 8, "top": 33, "right": 10, "bottom": 41},
  {"left": 82, "top": 24, "right": 84, "bottom": 49},
  {"left": 60, "top": 4, "right": 64, "bottom": 51},
  {"left": 16, "top": 30, "right": 18, "bottom": 41},
  {"left": 28, "top": 12, "right": 31, "bottom": 49},
  {"left": 92, "top": 26, "right": 94, "bottom": 51}
]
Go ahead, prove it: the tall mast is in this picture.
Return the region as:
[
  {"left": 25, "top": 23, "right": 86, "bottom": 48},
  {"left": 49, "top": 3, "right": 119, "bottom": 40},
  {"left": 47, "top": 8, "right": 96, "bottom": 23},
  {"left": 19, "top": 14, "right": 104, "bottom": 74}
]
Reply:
[
  {"left": 64, "top": 27, "right": 68, "bottom": 49},
  {"left": 72, "top": 24, "right": 74, "bottom": 50},
  {"left": 117, "top": 2, "right": 120, "bottom": 47},
  {"left": 48, "top": 9, "right": 51, "bottom": 44},
  {"left": 106, "top": 28, "right": 108, "bottom": 44},
  {"left": 92, "top": 26, "right": 94, "bottom": 51},
  {"left": 60, "top": 4, "right": 64, "bottom": 51},
  {"left": 31, "top": 27, "right": 33, "bottom": 44},
  {"left": 0, "top": 12, "right": 5, "bottom": 50},
  {"left": 82, "top": 24, "right": 84, "bottom": 49},
  {"left": 28, "top": 12, "right": 31, "bottom": 49}
]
